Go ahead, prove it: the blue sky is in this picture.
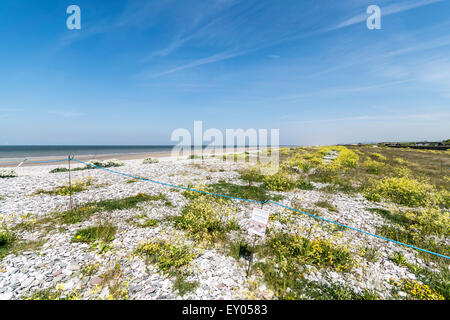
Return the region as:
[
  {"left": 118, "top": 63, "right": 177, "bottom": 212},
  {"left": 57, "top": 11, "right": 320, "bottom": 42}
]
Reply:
[{"left": 0, "top": 0, "right": 449, "bottom": 145}]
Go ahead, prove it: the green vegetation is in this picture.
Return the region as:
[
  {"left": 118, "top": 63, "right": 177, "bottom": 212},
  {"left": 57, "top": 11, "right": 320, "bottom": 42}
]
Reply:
[
  {"left": 49, "top": 159, "right": 124, "bottom": 173},
  {"left": 315, "top": 200, "right": 339, "bottom": 212},
  {"left": 127, "top": 214, "right": 160, "bottom": 228},
  {"left": 368, "top": 207, "right": 449, "bottom": 260},
  {"left": 143, "top": 157, "right": 159, "bottom": 164},
  {"left": 262, "top": 172, "right": 296, "bottom": 192},
  {"left": 35, "top": 177, "right": 94, "bottom": 196},
  {"left": 57, "top": 193, "right": 166, "bottom": 225},
  {"left": 174, "top": 196, "right": 239, "bottom": 244},
  {"left": 228, "top": 238, "right": 252, "bottom": 261},
  {"left": 296, "top": 178, "right": 315, "bottom": 190},
  {"left": 24, "top": 288, "right": 77, "bottom": 300},
  {"left": 208, "top": 181, "right": 284, "bottom": 202},
  {"left": 72, "top": 222, "right": 117, "bottom": 252},
  {"left": 390, "top": 278, "right": 445, "bottom": 300},
  {"left": 254, "top": 232, "right": 352, "bottom": 299},
  {"left": 0, "top": 169, "right": 17, "bottom": 178},
  {"left": 136, "top": 240, "right": 198, "bottom": 296},
  {"left": 364, "top": 177, "right": 437, "bottom": 207},
  {"left": 0, "top": 229, "right": 44, "bottom": 260}
]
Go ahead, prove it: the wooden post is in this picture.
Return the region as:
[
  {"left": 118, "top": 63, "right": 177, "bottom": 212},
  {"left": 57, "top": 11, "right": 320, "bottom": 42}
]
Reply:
[
  {"left": 68, "top": 155, "right": 73, "bottom": 211},
  {"left": 246, "top": 234, "right": 257, "bottom": 277}
]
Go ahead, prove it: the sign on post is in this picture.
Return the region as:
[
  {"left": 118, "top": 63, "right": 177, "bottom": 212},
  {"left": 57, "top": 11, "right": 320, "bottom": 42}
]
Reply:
[{"left": 248, "top": 208, "right": 270, "bottom": 237}]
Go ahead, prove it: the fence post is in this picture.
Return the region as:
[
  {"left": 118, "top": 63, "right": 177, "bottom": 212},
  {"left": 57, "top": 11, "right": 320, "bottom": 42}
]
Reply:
[{"left": 68, "top": 154, "right": 74, "bottom": 211}]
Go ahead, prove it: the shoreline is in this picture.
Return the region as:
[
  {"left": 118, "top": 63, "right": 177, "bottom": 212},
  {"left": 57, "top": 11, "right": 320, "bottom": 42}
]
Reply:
[{"left": 0, "top": 147, "right": 266, "bottom": 168}]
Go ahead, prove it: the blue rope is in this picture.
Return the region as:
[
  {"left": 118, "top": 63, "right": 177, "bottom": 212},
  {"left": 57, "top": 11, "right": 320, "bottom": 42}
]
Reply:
[
  {"left": 73, "top": 159, "right": 263, "bottom": 204},
  {"left": 73, "top": 158, "right": 449, "bottom": 260},
  {"left": 269, "top": 201, "right": 450, "bottom": 260}
]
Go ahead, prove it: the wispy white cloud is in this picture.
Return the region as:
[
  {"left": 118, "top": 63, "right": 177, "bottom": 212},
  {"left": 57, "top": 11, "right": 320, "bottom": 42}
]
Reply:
[
  {"left": 48, "top": 110, "right": 85, "bottom": 118},
  {"left": 290, "top": 112, "right": 450, "bottom": 124},
  {"left": 146, "top": 50, "right": 246, "bottom": 78}
]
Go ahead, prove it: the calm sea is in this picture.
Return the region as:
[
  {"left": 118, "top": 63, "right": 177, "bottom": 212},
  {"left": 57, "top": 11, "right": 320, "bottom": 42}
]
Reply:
[{"left": 0, "top": 145, "right": 176, "bottom": 159}]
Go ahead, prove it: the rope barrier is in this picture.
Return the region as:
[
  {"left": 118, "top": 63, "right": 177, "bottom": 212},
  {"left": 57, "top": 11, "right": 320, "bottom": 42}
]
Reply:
[{"left": 72, "top": 158, "right": 449, "bottom": 260}]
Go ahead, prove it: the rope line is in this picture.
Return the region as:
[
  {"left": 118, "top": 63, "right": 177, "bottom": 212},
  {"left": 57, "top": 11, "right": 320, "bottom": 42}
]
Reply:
[
  {"left": 269, "top": 201, "right": 450, "bottom": 260},
  {"left": 72, "top": 159, "right": 263, "bottom": 204},
  {"left": 34, "top": 157, "right": 450, "bottom": 260}
]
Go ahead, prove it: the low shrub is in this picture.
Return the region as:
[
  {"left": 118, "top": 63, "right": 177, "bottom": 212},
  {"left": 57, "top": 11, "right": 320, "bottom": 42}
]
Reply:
[
  {"left": 263, "top": 172, "right": 296, "bottom": 191},
  {"left": 255, "top": 232, "right": 352, "bottom": 299},
  {"left": 143, "top": 158, "right": 159, "bottom": 164},
  {"left": 136, "top": 240, "right": 195, "bottom": 271},
  {"left": 239, "top": 167, "right": 265, "bottom": 184},
  {"left": 391, "top": 279, "right": 444, "bottom": 300},
  {"left": 363, "top": 159, "right": 383, "bottom": 174},
  {"left": 174, "top": 196, "right": 239, "bottom": 243},
  {"left": 297, "top": 178, "right": 315, "bottom": 190},
  {"left": 364, "top": 177, "right": 435, "bottom": 207},
  {"left": 0, "top": 229, "right": 16, "bottom": 247},
  {"left": 0, "top": 169, "right": 17, "bottom": 178}
]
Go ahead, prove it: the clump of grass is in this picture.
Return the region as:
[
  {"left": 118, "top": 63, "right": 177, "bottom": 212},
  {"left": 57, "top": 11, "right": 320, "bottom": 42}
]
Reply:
[
  {"left": 57, "top": 193, "right": 162, "bottom": 225},
  {"left": 208, "top": 181, "right": 283, "bottom": 202},
  {"left": 228, "top": 238, "right": 252, "bottom": 261},
  {"left": 136, "top": 240, "right": 195, "bottom": 271},
  {"left": 0, "top": 229, "right": 16, "bottom": 258},
  {"left": 172, "top": 273, "right": 199, "bottom": 297},
  {"left": 0, "top": 169, "right": 17, "bottom": 178},
  {"left": 358, "top": 246, "right": 380, "bottom": 263},
  {"left": 174, "top": 197, "right": 240, "bottom": 244},
  {"left": 136, "top": 239, "right": 198, "bottom": 296},
  {"left": 296, "top": 178, "right": 315, "bottom": 190},
  {"left": 34, "top": 177, "right": 94, "bottom": 196},
  {"left": 99, "top": 263, "right": 129, "bottom": 300},
  {"left": 239, "top": 167, "right": 265, "bottom": 184},
  {"left": 143, "top": 158, "right": 159, "bottom": 164},
  {"left": 25, "top": 288, "right": 69, "bottom": 300},
  {"left": 72, "top": 222, "right": 117, "bottom": 245},
  {"left": 81, "top": 262, "right": 100, "bottom": 277},
  {"left": 315, "top": 199, "right": 339, "bottom": 212},
  {"left": 129, "top": 214, "right": 159, "bottom": 228},
  {"left": 0, "top": 229, "right": 44, "bottom": 260}
]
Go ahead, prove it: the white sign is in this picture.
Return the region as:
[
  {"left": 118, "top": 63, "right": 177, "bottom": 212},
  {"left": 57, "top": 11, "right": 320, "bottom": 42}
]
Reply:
[{"left": 248, "top": 208, "right": 270, "bottom": 237}]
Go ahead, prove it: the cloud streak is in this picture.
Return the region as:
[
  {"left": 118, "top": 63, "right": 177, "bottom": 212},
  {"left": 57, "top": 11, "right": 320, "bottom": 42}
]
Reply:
[{"left": 290, "top": 112, "right": 450, "bottom": 124}]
